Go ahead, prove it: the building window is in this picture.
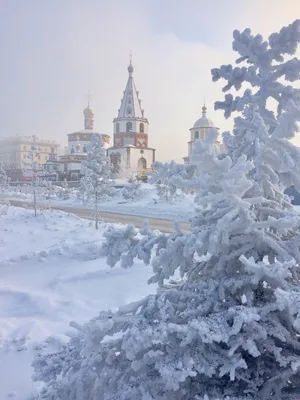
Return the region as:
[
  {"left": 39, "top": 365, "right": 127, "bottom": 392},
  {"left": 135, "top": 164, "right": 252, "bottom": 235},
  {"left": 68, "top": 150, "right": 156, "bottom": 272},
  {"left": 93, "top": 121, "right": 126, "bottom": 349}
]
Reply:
[
  {"left": 140, "top": 123, "right": 144, "bottom": 133},
  {"left": 127, "top": 107, "right": 132, "bottom": 115},
  {"left": 83, "top": 145, "right": 87, "bottom": 153},
  {"left": 138, "top": 157, "right": 146, "bottom": 170},
  {"left": 126, "top": 122, "right": 132, "bottom": 132},
  {"left": 23, "top": 146, "right": 26, "bottom": 150},
  {"left": 194, "top": 131, "right": 199, "bottom": 140},
  {"left": 116, "top": 123, "right": 120, "bottom": 133},
  {"left": 64, "top": 164, "right": 68, "bottom": 172},
  {"left": 71, "top": 146, "right": 75, "bottom": 154}
]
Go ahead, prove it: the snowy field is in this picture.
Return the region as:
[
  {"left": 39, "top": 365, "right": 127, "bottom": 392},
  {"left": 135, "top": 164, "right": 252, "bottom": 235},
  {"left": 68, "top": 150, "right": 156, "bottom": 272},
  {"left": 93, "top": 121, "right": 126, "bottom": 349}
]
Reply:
[
  {"left": 0, "top": 206, "right": 155, "bottom": 399},
  {"left": 2, "top": 183, "right": 196, "bottom": 222}
]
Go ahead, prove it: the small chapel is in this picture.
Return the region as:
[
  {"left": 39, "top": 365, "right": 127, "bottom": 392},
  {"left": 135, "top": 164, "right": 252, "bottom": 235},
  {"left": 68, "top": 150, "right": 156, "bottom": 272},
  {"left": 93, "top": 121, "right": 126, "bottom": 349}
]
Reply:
[
  {"left": 183, "top": 104, "right": 225, "bottom": 163},
  {"left": 107, "top": 59, "right": 156, "bottom": 178}
]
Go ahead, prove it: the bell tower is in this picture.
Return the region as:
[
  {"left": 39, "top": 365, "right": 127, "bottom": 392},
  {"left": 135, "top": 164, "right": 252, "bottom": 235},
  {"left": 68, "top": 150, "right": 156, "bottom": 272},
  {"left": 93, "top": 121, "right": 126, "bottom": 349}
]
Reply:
[{"left": 112, "top": 57, "right": 149, "bottom": 148}]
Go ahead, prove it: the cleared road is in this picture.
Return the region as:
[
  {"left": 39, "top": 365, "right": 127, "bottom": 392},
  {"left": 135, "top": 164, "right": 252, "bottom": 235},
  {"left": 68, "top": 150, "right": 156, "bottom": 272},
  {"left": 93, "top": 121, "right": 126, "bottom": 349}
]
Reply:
[{"left": 8, "top": 199, "right": 189, "bottom": 233}]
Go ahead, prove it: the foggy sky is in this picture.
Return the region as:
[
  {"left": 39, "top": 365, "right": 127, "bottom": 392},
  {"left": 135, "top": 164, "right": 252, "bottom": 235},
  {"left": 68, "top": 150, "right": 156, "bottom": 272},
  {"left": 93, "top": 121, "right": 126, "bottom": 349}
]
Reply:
[{"left": 1, "top": 0, "right": 300, "bottom": 161}]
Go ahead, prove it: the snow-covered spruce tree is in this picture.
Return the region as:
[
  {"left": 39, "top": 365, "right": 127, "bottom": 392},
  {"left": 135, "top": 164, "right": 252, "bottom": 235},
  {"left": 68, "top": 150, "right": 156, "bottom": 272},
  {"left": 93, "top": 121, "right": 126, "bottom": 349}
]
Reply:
[
  {"left": 122, "top": 176, "right": 143, "bottom": 202},
  {"left": 32, "top": 21, "right": 300, "bottom": 400},
  {"left": 0, "top": 162, "right": 8, "bottom": 190},
  {"left": 80, "top": 135, "right": 114, "bottom": 229}
]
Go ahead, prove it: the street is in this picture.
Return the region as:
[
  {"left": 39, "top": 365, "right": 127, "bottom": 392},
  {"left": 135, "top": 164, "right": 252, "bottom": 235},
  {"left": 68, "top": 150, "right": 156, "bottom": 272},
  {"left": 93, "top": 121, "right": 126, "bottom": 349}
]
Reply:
[{"left": 7, "top": 199, "right": 189, "bottom": 233}]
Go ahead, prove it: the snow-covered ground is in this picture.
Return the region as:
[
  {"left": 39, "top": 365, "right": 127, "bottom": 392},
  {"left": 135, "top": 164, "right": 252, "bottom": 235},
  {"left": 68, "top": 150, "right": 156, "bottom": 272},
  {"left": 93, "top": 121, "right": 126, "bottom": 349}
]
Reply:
[
  {"left": 0, "top": 206, "right": 155, "bottom": 399},
  {"left": 3, "top": 183, "right": 196, "bottom": 221}
]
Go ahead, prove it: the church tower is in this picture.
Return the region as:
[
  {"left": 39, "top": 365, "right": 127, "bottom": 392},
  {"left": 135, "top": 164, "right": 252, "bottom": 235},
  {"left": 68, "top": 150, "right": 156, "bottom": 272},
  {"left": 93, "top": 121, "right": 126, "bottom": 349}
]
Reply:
[
  {"left": 107, "top": 57, "right": 155, "bottom": 178},
  {"left": 112, "top": 57, "right": 149, "bottom": 148},
  {"left": 183, "top": 103, "right": 224, "bottom": 163}
]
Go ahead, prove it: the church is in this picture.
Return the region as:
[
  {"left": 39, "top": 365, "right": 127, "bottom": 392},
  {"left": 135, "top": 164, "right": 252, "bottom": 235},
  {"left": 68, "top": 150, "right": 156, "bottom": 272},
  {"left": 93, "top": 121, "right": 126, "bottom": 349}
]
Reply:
[
  {"left": 44, "top": 102, "right": 110, "bottom": 181},
  {"left": 45, "top": 58, "right": 156, "bottom": 181},
  {"left": 44, "top": 59, "right": 225, "bottom": 182},
  {"left": 183, "top": 104, "right": 225, "bottom": 164},
  {"left": 107, "top": 59, "right": 156, "bottom": 179}
]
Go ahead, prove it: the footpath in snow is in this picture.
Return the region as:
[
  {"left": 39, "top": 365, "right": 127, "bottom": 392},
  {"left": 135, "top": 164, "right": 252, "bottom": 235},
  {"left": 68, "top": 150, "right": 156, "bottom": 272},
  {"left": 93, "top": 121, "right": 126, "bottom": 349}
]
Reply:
[{"left": 0, "top": 206, "right": 155, "bottom": 399}]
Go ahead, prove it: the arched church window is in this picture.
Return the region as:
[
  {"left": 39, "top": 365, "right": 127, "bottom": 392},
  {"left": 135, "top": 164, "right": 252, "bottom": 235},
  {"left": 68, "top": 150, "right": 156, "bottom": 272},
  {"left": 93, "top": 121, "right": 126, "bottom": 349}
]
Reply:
[
  {"left": 126, "top": 122, "right": 132, "bottom": 132},
  {"left": 140, "top": 123, "right": 144, "bottom": 133},
  {"left": 116, "top": 123, "right": 120, "bottom": 133},
  {"left": 83, "top": 145, "right": 87, "bottom": 153},
  {"left": 194, "top": 131, "right": 199, "bottom": 140},
  {"left": 138, "top": 157, "right": 147, "bottom": 170}
]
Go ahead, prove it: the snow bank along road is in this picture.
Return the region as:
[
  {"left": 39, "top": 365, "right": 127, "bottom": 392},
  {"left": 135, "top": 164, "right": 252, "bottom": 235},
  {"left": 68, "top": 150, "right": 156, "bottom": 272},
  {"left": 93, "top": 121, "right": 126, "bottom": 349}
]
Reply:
[{"left": 8, "top": 199, "right": 189, "bottom": 233}]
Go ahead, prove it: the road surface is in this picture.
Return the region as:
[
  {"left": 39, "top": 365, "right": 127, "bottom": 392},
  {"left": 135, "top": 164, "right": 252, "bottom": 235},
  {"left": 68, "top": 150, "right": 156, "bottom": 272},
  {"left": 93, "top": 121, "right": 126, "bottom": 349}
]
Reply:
[{"left": 7, "top": 199, "right": 189, "bottom": 233}]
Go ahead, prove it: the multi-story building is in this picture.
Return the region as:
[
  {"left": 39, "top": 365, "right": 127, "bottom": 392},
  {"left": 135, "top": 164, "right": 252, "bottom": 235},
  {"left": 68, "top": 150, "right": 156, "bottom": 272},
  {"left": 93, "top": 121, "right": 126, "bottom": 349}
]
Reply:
[{"left": 0, "top": 135, "right": 59, "bottom": 181}]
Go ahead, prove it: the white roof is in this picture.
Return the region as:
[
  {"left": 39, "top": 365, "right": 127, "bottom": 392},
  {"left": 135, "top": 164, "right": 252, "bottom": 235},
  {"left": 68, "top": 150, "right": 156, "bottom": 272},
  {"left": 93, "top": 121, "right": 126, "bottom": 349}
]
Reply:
[
  {"left": 115, "top": 62, "right": 147, "bottom": 121},
  {"left": 68, "top": 130, "right": 109, "bottom": 136},
  {"left": 193, "top": 116, "right": 215, "bottom": 128},
  {"left": 192, "top": 105, "right": 216, "bottom": 129}
]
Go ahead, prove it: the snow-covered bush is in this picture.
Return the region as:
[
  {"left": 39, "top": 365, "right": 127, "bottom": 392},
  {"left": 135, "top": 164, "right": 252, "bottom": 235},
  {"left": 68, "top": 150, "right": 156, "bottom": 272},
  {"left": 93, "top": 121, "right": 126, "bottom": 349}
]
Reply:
[
  {"left": 57, "top": 179, "right": 70, "bottom": 200},
  {"left": 122, "top": 176, "right": 143, "bottom": 202},
  {"left": 32, "top": 20, "right": 300, "bottom": 400}
]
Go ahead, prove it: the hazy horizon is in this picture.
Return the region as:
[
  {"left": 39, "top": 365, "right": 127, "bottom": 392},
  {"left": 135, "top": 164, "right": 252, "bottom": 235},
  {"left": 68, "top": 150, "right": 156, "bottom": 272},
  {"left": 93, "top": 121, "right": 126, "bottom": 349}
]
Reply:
[{"left": 1, "top": 0, "right": 300, "bottom": 161}]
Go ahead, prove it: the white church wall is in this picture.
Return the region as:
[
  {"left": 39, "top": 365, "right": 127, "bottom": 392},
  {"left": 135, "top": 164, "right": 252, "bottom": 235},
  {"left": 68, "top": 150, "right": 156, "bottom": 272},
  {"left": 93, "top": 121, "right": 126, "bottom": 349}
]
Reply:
[
  {"left": 114, "top": 120, "right": 148, "bottom": 134},
  {"left": 68, "top": 141, "right": 89, "bottom": 154},
  {"left": 58, "top": 162, "right": 82, "bottom": 173},
  {"left": 129, "top": 148, "right": 154, "bottom": 171}
]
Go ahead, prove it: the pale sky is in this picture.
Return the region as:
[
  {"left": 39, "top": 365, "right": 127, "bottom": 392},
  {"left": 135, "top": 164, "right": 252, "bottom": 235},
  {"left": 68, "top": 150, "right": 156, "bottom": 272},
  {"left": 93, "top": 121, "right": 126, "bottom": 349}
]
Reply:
[{"left": 1, "top": 0, "right": 300, "bottom": 161}]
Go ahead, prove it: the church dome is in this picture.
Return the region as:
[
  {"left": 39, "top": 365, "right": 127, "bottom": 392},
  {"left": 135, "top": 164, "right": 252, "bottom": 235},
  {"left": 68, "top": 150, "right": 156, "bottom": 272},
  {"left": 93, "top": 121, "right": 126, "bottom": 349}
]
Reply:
[
  {"left": 83, "top": 105, "right": 94, "bottom": 117},
  {"left": 128, "top": 61, "right": 134, "bottom": 75},
  {"left": 193, "top": 105, "right": 215, "bottom": 128}
]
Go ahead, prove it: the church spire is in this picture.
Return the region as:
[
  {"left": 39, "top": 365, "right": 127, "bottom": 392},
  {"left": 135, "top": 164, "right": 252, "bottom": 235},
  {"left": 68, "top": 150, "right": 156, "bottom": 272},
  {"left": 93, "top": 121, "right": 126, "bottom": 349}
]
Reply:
[{"left": 115, "top": 57, "right": 147, "bottom": 121}]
